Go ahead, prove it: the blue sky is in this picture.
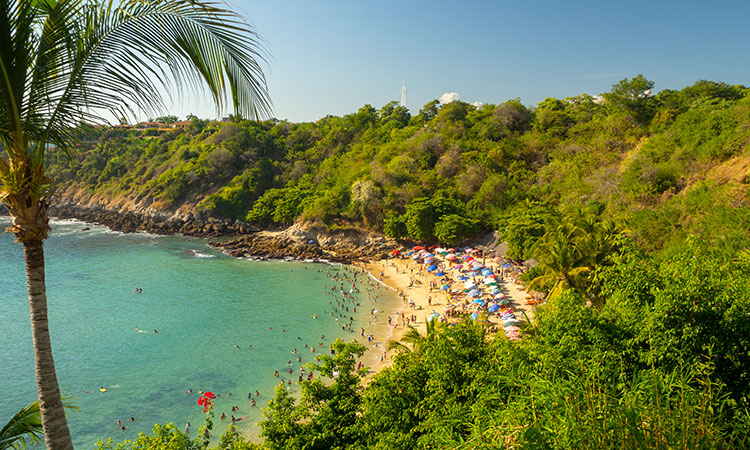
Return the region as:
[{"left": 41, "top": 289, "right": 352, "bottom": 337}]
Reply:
[{"left": 172, "top": 0, "right": 750, "bottom": 123}]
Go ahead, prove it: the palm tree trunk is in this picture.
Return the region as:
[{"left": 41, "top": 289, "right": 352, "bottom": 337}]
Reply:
[{"left": 23, "top": 239, "right": 74, "bottom": 450}]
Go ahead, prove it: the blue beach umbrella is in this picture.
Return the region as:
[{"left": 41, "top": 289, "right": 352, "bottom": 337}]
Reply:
[
  {"left": 405, "top": 251, "right": 414, "bottom": 256},
  {"left": 435, "top": 271, "right": 445, "bottom": 276},
  {"left": 459, "top": 276, "right": 469, "bottom": 281},
  {"left": 488, "top": 304, "right": 501, "bottom": 312},
  {"left": 427, "top": 265, "right": 438, "bottom": 272},
  {"left": 441, "top": 284, "right": 451, "bottom": 290},
  {"left": 502, "top": 263, "right": 512, "bottom": 268}
]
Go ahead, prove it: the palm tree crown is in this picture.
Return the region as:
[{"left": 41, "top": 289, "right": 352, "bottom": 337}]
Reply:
[{"left": 1, "top": 1, "right": 271, "bottom": 448}]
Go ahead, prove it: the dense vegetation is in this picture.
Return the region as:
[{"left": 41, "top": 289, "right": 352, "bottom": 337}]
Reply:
[{"left": 49, "top": 76, "right": 750, "bottom": 448}]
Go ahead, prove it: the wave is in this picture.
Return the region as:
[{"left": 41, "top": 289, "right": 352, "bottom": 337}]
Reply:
[{"left": 186, "top": 249, "right": 217, "bottom": 258}]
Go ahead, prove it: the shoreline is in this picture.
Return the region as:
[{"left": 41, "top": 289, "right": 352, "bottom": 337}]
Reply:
[{"left": 357, "top": 255, "right": 538, "bottom": 373}]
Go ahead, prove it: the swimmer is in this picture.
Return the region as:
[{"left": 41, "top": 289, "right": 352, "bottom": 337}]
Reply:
[
  {"left": 234, "top": 345, "right": 239, "bottom": 348},
  {"left": 250, "top": 398, "right": 256, "bottom": 406},
  {"left": 220, "top": 413, "right": 226, "bottom": 420},
  {"left": 129, "top": 417, "right": 134, "bottom": 422},
  {"left": 153, "top": 330, "right": 158, "bottom": 333},
  {"left": 255, "top": 390, "right": 260, "bottom": 396}
]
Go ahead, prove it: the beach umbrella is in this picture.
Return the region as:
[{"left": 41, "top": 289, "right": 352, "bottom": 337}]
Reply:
[
  {"left": 441, "top": 284, "right": 451, "bottom": 290},
  {"left": 470, "top": 312, "right": 478, "bottom": 320},
  {"left": 504, "top": 325, "right": 520, "bottom": 332},
  {"left": 427, "top": 265, "right": 438, "bottom": 272},
  {"left": 459, "top": 276, "right": 469, "bottom": 281},
  {"left": 494, "top": 293, "right": 505, "bottom": 299},
  {"left": 435, "top": 271, "right": 446, "bottom": 276},
  {"left": 391, "top": 249, "right": 400, "bottom": 255},
  {"left": 485, "top": 282, "right": 498, "bottom": 287},
  {"left": 488, "top": 304, "right": 501, "bottom": 312},
  {"left": 405, "top": 251, "right": 414, "bottom": 256},
  {"left": 499, "top": 299, "right": 512, "bottom": 306},
  {"left": 485, "top": 274, "right": 497, "bottom": 279},
  {"left": 464, "top": 248, "right": 474, "bottom": 253},
  {"left": 473, "top": 298, "right": 485, "bottom": 304},
  {"left": 494, "top": 256, "right": 503, "bottom": 263},
  {"left": 491, "top": 288, "right": 502, "bottom": 294},
  {"left": 445, "top": 304, "right": 458, "bottom": 311},
  {"left": 502, "top": 263, "right": 512, "bottom": 268},
  {"left": 466, "top": 271, "right": 479, "bottom": 277},
  {"left": 453, "top": 264, "right": 463, "bottom": 269},
  {"left": 468, "top": 289, "right": 481, "bottom": 297},
  {"left": 413, "top": 245, "right": 425, "bottom": 250}
]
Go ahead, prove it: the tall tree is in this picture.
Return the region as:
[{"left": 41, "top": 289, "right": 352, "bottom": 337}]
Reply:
[{"left": 0, "top": 0, "right": 271, "bottom": 448}]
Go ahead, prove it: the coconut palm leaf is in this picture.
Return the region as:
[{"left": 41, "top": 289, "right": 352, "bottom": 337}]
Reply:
[
  {"left": 0, "top": 1, "right": 272, "bottom": 447},
  {"left": 0, "top": 401, "right": 42, "bottom": 450}
]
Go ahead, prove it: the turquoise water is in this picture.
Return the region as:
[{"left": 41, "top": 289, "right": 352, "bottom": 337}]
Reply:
[{"left": 0, "top": 217, "right": 398, "bottom": 448}]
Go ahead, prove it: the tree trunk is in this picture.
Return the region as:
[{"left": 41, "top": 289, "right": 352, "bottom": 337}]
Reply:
[{"left": 23, "top": 239, "right": 74, "bottom": 450}]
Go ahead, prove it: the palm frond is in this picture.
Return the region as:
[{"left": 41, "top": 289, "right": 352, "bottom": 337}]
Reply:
[{"left": 0, "top": 401, "right": 42, "bottom": 450}]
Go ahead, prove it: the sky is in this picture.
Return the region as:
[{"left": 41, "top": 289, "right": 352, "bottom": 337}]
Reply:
[{"left": 166, "top": 0, "right": 750, "bottom": 123}]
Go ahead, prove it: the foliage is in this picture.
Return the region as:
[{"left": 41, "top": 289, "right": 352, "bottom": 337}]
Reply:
[{"left": 0, "top": 401, "right": 43, "bottom": 450}]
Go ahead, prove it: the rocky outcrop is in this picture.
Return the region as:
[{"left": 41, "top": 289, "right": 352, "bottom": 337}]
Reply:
[
  {"left": 45, "top": 189, "right": 400, "bottom": 261},
  {"left": 49, "top": 201, "right": 258, "bottom": 236},
  {"left": 213, "top": 222, "right": 399, "bottom": 263},
  {"left": 47, "top": 186, "right": 261, "bottom": 237}
]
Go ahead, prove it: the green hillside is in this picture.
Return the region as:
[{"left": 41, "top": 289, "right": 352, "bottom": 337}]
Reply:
[{"left": 51, "top": 76, "right": 750, "bottom": 449}]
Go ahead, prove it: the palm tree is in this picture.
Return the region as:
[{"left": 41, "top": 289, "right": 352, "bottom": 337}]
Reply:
[
  {"left": 528, "top": 220, "right": 592, "bottom": 300},
  {"left": 528, "top": 214, "right": 621, "bottom": 303},
  {"left": 386, "top": 318, "right": 442, "bottom": 354},
  {"left": 0, "top": 1, "right": 271, "bottom": 448}
]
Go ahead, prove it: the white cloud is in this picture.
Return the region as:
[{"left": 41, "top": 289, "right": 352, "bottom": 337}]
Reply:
[
  {"left": 471, "top": 101, "right": 485, "bottom": 108},
  {"left": 439, "top": 92, "right": 460, "bottom": 105}
]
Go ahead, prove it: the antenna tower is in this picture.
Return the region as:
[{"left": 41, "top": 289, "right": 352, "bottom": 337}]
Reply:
[{"left": 400, "top": 82, "right": 407, "bottom": 108}]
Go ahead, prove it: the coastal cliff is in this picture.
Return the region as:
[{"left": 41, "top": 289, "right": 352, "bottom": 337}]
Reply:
[{"left": 47, "top": 188, "right": 398, "bottom": 262}]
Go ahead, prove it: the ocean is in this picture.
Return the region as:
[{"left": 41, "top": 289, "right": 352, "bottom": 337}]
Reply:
[{"left": 0, "top": 217, "right": 398, "bottom": 448}]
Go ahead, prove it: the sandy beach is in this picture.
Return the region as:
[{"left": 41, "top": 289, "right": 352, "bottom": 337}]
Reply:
[{"left": 354, "top": 252, "right": 539, "bottom": 374}]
